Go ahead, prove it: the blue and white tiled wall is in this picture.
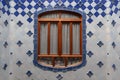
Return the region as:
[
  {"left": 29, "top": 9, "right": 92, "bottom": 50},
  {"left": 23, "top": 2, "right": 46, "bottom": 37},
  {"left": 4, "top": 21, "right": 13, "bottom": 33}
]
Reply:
[{"left": 0, "top": 0, "right": 120, "bottom": 80}]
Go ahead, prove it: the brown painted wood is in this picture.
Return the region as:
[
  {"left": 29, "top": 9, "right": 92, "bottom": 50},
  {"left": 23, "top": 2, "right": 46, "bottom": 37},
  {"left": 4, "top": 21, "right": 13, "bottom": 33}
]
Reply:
[
  {"left": 80, "top": 22, "right": 82, "bottom": 55},
  {"left": 58, "top": 21, "right": 62, "bottom": 55},
  {"left": 38, "top": 54, "right": 82, "bottom": 57},
  {"left": 70, "top": 22, "right": 73, "bottom": 55},
  {"left": 64, "top": 58, "right": 68, "bottom": 67},
  {"left": 38, "top": 11, "right": 83, "bottom": 67},
  {"left": 47, "top": 22, "right": 50, "bottom": 55},
  {"left": 37, "top": 22, "right": 41, "bottom": 60},
  {"left": 38, "top": 18, "right": 82, "bottom": 22},
  {"left": 38, "top": 22, "right": 40, "bottom": 55}
]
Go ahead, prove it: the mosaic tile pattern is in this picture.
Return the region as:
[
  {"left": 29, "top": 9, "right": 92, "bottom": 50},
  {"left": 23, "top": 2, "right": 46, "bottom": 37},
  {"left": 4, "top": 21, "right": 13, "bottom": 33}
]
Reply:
[
  {"left": 0, "top": 0, "right": 10, "bottom": 15},
  {"left": 0, "top": 0, "right": 120, "bottom": 80}
]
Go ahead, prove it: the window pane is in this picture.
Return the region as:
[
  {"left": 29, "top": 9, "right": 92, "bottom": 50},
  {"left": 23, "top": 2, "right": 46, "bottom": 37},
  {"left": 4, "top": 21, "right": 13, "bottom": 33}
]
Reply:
[
  {"left": 73, "top": 23, "right": 80, "bottom": 54},
  {"left": 62, "top": 23, "right": 70, "bottom": 54},
  {"left": 40, "top": 13, "right": 59, "bottom": 18},
  {"left": 50, "top": 23, "right": 58, "bottom": 54},
  {"left": 61, "top": 13, "right": 79, "bottom": 18},
  {"left": 40, "top": 23, "right": 48, "bottom": 54}
]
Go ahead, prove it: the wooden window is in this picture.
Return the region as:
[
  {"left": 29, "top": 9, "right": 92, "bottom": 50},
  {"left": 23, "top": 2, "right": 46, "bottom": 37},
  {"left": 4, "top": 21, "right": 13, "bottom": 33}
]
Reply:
[{"left": 37, "top": 11, "right": 82, "bottom": 68}]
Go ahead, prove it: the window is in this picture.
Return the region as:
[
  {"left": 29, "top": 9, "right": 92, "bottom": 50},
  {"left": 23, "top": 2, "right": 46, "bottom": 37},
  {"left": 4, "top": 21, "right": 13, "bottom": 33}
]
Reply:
[{"left": 37, "top": 10, "right": 83, "bottom": 68}]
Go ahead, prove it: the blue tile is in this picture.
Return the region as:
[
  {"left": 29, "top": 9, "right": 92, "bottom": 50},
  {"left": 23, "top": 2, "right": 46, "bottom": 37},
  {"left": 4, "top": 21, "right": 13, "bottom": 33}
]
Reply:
[
  {"left": 87, "top": 31, "right": 93, "bottom": 38},
  {"left": 4, "top": 20, "right": 8, "bottom": 26},
  {"left": 101, "top": 5, "right": 106, "bottom": 10},
  {"left": 74, "top": 4, "right": 80, "bottom": 9},
  {"left": 110, "top": 10, "right": 113, "bottom": 15},
  {"left": 6, "top": 10, "right": 10, "bottom": 15},
  {"left": 87, "top": 5, "right": 93, "bottom": 10},
  {"left": 97, "top": 61, "right": 104, "bottom": 68},
  {"left": 88, "top": 0, "right": 93, "bottom": 4},
  {"left": 97, "top": 41, "right": 104, "bottom": 47},
  {"left": 56, "top": 74, "right": 63, "bottom": 80},
  {"left": 112, "top": 64, "right": 116, "bottom": 71},
  {"left": 112, "top": 42, "right": 116, "bottom": 48},
  {"left": 87, "top": 18, "right": 93, "bottom": 23},
  {"left": 21, "top": 0, "right": 26, "bottom": 3},
  {"left": 3, "top": 64, "right": 7, "bottom": 70},
  {"left": 87, "top": 71, "right": 93, "bottom": 78},
  {"left": 68, "top": 5, "right": 73, "bottom": 9},
  {"left": 27, "top": 0, "right": 32, "bottom": 3},
  {"left": 27, "top": 18, "right": 33, "bottom": 23},
  {"left": 1, "top": 8, "right": 6, "bottom": 14},
  {"left": 78, "top": 1, "right": 83, "bottom": 7},
  {"left": 68, "top": 0, "right": 73, "bottom": 3},
  {"left": 97, "top": 21, "right": 103, "bottom": 28},
  {"left": 27, "top": 11, "right": 33, "bottom": 17},
  {"left": 16, "top": 61, "right": 22, "bottom": 67},
  {"left": 14, "top": 11, "right": 19, "bottom": 16},
  {"left": 26, "top": 50, "right": 33, "bottom": 56},
  {"left": 27, "top": 4, "right": 32, "bottom": 10},
  {"left": 114, "top": 8, "right": 119, "bottom": 14},
  {"left": 81, "top": 4, "right": 86, "bottom": 10},
  {"left": 61, "top": 0, "right": 66, "bottom": 3},
  {"left": 27, "top": 30, "right": 33, "bottom": 37},
  {"left": 54, "top": 0, "right": 59, "bottom": 3},
  {"left": 3, "top": 41, "right": 8, "bottom": 48},
  {"left": 17, "top": 41, "right": 23, "bottom": 47},
  {"left": 87, "top": 12, "right": 93, "bottom": 17},
  {"left": 101, "top": 12, "right": 106, "bottom": 17},
  {"left": 26, "top": 71, "right": 32, "bottom": 77},
  {"left": 41, "top": 0, "right": 46, "bottom": 3},
  {"left": 21, "top": 11, "right": 26, "bottom": 16},
  {"left": 74, "top": 0, "right": 79, "bottom": 3},
  {"left": 17, "top": 21, "right": 23, "bottom": 27},
  {"left": 36, "top": 1, "right": 42, "bottom": 7},
  {"left": 48, "top": 0, "right": 52, "bottom": 3},
  {"left": 111, "top": 20, "right": 116, "bottom": 27},
  {"left": 87, "top": 51, "right": 94, "bottom": 57}
]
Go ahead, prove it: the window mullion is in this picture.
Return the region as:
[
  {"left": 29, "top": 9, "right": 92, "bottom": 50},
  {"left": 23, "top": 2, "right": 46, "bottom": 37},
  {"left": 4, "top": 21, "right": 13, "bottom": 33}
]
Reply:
[
  {"left": 47, "top": 22, "right": 51, "bottom": 55},
  {"left": 80, "top": 22, "right": 82, "bottom": 55},
  {"left": 38, "top": 22, "right": 41, "bottom": 56},
  {"left": 58, "top": 21, "right": 62, "bottom": 55},
  {"left": 70, "top": 22, "right": 73, "bottom": 55}
]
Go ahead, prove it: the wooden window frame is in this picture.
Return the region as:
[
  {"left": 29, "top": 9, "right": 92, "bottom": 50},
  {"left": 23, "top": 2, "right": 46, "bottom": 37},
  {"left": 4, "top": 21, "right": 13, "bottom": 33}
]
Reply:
[{"left": 37, "top": 11, "right": 83, "bottom": 67}]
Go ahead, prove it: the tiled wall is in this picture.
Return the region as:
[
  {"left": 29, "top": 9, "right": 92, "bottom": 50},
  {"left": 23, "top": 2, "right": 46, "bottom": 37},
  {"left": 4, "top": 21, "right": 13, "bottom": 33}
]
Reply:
[{"left": 0, "top": 0, "right": 120, "bottom": 80}]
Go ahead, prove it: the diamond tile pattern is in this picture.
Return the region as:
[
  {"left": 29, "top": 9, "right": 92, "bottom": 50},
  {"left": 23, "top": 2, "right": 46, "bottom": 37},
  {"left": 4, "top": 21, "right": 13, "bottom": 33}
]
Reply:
[
  {"left": 97, "top": 21, "right": 103, "bottom": 28},
  {"left": 3, "top": 41, "right": 8, "bottom": 48},
  {"left": 112, "top": 64, "right": 116, "bottom": 71},
  {"left": 3, "top": 64, "right": 7, "bottom": 70},
  {"left": 97, "top": 61, "right": 104, "bottom": 68},
  {"left": 17, "top": 41, "right": 23, "bottom": 47},
  {"left": 4, "top": 20, "right": 8, "bottom": 26},
  {"left": 0, "top": 0, "right": 10, "bottom": 15},
  {"left": 97, "top": 41, "right": 104, "bottom": 47},
  {"left": 17, "top": 21, "right": 23, "bottom": 27},
  {"left": 56, "top": 74, "right": 63, "bottom": 80},
  {"left": 27, "top": 30, "right": 33, "bottom": 37},
  {"left": 111, "top": 20, "right": 116, "bottom": 27},
  {"left": 26, "top": 71, "right": 32, "bottom": 77},
  {"left": 87, "top": 31, "right": 93, "bottom": 38},
  {"left": 112, "top": 42, "right": 116, "bottom": 48},
  {"left": 16, "top": 61, "right": 22, "bottom": 67},
  {"left": 87, "top": 71, "right": 93, "bottom": 78},
  {"left": 26, "top": 50, "right": 33, "bottom": 56},
  {"left": 87, "top": 51, "right": 94, "bottom": 57}
]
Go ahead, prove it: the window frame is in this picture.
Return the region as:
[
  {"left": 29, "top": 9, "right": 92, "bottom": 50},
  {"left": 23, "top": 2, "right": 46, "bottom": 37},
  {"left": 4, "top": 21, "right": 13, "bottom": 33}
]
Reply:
[{"left": 33, "top": 8, "right": 87, "bottom": 72}]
